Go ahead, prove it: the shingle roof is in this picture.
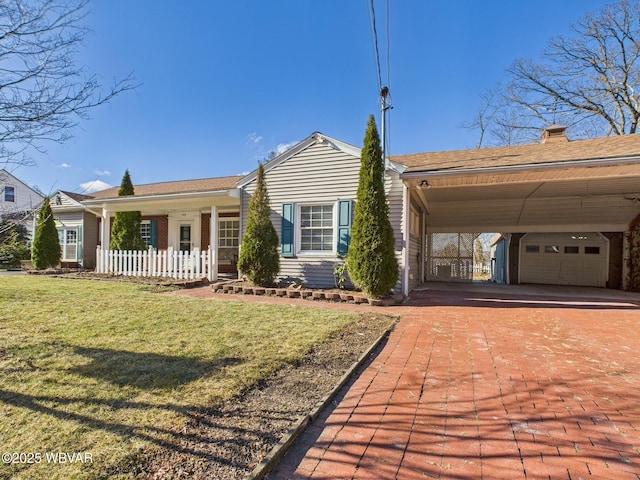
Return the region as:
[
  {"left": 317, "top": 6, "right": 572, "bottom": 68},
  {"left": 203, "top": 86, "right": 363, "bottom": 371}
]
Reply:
[
  {"left": 88, "top": 175, "right": 243, "bottom": 200},
  {"left": 59, "top": 190, "right": 94, "bottom": 202},
  {"left": 391, "top": 134, "right": 640, "bottom": 173}
]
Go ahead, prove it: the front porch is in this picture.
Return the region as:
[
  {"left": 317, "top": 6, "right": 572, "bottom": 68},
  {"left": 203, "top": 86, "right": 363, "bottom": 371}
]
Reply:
[{"left": 83, "top": 176, "right": 244, "bottom": 282}]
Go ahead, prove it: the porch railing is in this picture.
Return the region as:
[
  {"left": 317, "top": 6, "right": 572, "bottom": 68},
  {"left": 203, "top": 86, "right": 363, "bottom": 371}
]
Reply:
[{"left": 96, "top": 246, "right": 214, "bottom": 281}]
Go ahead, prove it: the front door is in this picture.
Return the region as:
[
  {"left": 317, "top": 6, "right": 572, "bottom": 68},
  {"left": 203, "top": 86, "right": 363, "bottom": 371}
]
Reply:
[{"left": 179, "top": 224, "right": 191, "bottom": 252}]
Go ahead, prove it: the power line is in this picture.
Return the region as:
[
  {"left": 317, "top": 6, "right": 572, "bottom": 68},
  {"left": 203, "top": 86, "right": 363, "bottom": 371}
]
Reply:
[
  {"left": 367, "top": 0, "right": 383, "bottom": 90},
  {"left": 367, "top": 0, "right": 393, "bottom": 157},
  {"left": 385, "top": 0, "right": 391, "bottom": 88}
]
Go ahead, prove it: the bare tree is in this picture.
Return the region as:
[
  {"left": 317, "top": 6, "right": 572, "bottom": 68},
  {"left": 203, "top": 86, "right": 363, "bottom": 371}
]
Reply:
[
  {"left": 0, "top": 0, "right": 136, "bottom": 166},
  {"left": 465, "top": 0, "right": 640, "bottom": 146},
  {"left": 462, "top": 85, "right": 540, "bottom": 147},
  {"left": 459, "top": 86, "right": 501, "bottom": 148}
]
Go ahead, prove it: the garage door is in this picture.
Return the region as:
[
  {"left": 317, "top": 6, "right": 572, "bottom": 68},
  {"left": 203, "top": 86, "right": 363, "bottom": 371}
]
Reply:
[{"left": 519, "top": 232, "right": 608, "bottom": 287}]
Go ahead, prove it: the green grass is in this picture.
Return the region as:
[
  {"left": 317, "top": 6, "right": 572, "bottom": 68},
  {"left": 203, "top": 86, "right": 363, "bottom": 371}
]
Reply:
[{"left": 0, "top": 276, "right": 366, "bottom": 479}]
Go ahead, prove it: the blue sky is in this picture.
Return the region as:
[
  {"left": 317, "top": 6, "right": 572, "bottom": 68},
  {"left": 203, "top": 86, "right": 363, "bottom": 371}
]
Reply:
[{"left": 15, "top": 0, "right": 607, "bottom": 195}]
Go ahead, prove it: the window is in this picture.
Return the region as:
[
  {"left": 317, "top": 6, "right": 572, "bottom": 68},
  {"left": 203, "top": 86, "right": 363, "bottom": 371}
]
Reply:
[
  {"left": 564, "top": 246, "right": 579, "bottom": 254},
  {"left": 139, "top": 220, "right": 157, "bottom": 248},
  {"left": 4, "top": 186, "right": 15, "bottom": 202},
  {"left": 300, "top": 204, "right": 333, "bottom": 251},
  {"left": 525, "top": 245, "right": 540, "bottom": 253},
  {"left": 545, "top": 245, "right": 560, "bottom": 254},
  {"left": 219, "top": 219, "right": 239, "bottom": 247},
  {"left": 585, "top": 246, "right": 601, "bottom": 255},
  {"left": 140, "top": 221, "right": 152, "bottom": 247},
  {"left": 58, "top": 228, "right": 78, "bottom": 260},
  {"left": 280, "top": 201, "right": 352, "bottom": 257}
]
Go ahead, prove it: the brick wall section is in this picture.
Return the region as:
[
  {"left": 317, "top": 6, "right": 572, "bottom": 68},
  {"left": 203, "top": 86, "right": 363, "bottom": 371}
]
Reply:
[
  {"left": 201, "top": 213, "right": 210, "bottom": 248},
  {"left": 142, "top": 215, "right": 168, "bottom": 250}
]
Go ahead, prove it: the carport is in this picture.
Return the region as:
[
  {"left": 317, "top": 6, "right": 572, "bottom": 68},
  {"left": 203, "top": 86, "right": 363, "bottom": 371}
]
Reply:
[{"left": 394, "top": 127, "right": 640, "bottom": 289}]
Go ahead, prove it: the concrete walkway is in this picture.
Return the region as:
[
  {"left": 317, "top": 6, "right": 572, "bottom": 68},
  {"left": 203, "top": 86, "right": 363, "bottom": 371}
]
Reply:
[{"left": 264, "top": 284, "right": 640, "bottom": 479}]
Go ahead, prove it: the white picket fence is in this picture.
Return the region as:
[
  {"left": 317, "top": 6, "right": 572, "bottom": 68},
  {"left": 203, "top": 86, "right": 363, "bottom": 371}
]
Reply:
[{"left": 96, "top": 247, "right": 214, "bottom": 280}]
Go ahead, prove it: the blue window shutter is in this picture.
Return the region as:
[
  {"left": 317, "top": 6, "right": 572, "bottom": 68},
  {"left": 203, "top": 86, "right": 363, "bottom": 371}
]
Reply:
[
  {"left": 150, "top": 220, "right": 158, "bottom": 248},
  {"left": 337, "top": 200, "right": 352, "bottom": 255},
  {"left": 281, "top": 203, "right": 294, "bottom": 257}
]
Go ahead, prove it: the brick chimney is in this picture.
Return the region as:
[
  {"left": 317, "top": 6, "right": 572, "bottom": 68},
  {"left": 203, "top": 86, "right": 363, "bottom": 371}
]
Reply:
[{"left": 541, "top": 124, "right": 568, "bottom": 143}]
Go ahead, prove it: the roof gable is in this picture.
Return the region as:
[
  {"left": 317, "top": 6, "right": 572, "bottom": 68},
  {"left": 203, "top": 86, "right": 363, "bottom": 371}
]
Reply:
[
  {"left": 237, "top": 132, "right": 361, "bottom": 188},
  {"left": 0, "top": 169, "right": 44, "bottom": 200},
  {"left": 50, "top": 190, "right": 92, "bottom": 208}
]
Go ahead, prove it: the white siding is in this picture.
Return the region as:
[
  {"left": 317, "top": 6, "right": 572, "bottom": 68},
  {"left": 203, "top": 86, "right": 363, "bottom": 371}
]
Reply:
[
  {"left": 0, "top": 170, "right": 43, "bottom": 214},
  {"left": 241, "top": 141, "right": 406, "bottom": 291},
  {"left": 386, "top": 170, "right": 405, "bottom": 292},
  {"left": 51, "top": 192, "right": 82, "bottom": 209}
]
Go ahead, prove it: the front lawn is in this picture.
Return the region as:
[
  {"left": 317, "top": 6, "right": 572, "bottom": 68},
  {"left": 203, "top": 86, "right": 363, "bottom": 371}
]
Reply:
[{"left": 0, "top": 276, "right": 372, "bottom": 479}]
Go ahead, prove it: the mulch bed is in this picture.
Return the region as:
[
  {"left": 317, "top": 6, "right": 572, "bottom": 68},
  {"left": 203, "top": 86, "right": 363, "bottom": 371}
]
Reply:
[
  {"left": 212, "top": 280, "right": 405, "bottom": 306},
  {"left": 139, "top": 314, "right": 395, "bottom": 479},
  {"left": 33, "top": 269, "right": 209, "bottom": 288}
]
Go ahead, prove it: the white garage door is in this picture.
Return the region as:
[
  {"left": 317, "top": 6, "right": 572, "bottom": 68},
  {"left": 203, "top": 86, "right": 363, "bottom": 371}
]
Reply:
[{"left": 519, "top": 233, "right": 608, "bottom": 287}]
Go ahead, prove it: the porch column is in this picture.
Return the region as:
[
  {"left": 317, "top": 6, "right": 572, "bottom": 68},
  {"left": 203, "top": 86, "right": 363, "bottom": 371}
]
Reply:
[
  {"left": 209, "top": 206, "right": 218, "bottom": 281},
  {"left": 101, "top": 208, "right": 111, "bottom": 251}
]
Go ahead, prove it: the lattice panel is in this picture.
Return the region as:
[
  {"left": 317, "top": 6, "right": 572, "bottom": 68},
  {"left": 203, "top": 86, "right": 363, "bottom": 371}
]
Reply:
[{"left": 427, "top": 232, "right": 478, "bottom": 281}]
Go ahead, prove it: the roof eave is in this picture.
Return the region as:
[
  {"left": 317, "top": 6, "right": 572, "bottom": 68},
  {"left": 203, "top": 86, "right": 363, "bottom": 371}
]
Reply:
[
  {"left": 83, "top": 188, "right": 239, "bottom": 206},
  {"left": 400, "top": 154, "right": 640, "bottom": 179}
]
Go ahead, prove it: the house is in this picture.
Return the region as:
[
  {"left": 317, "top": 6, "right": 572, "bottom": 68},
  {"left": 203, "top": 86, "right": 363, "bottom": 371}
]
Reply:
[
  {"left": 237, "top": 133, "right": 406, "bottom": 290},
  {"left": 52, "top": 176, "right": 243, "bottom": 274},
  {"left": 52, "top": 127, "right": 640, "bottom": 293},
  {"left": 0, "top": 169, "right": 45, "bottom": 240}
]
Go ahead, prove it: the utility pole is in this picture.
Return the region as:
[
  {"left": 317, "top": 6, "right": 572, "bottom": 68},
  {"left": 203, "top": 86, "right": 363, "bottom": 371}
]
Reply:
[{"left": 380, "top": 86, "right": 392, "bottom": 167}]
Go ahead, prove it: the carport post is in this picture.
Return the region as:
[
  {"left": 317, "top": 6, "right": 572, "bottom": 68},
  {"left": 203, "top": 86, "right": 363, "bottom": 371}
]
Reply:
[{"left": 403, "top": 183, "right": 410, "bottom": 296}]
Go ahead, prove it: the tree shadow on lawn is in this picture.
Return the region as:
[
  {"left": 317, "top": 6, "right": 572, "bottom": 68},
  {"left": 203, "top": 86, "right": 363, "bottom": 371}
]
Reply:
[
  {"left": 0, "top": 387, "right": 276, "bottom": 471},
  {"left": 0, "top": 346, "right": 271, "bottom": 474},
  {"left": 68, "top": 345, "right": 241, "bottom": 390}
]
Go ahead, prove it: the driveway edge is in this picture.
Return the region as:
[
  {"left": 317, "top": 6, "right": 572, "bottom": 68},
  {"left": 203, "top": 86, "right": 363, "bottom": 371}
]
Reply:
[{"left": 248, "top": 319, "right": 396, "bottom": 480}]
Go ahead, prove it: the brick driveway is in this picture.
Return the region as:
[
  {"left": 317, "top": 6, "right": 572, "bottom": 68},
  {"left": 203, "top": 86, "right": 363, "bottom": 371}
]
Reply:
[{"left": 268, "top": 284, "right": 640, "bottom": 480}]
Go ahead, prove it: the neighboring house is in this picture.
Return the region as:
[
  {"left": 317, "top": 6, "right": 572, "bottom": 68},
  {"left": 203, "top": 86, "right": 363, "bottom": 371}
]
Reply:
[
  {"left": 51, "top": 126, "right": 640, "bottom": 293},
  {"left": 0, "top": 169, "right": 45, "bottom": 241},
  {"left": 49, "top": 191, "right": 98, "bottom": 268}
]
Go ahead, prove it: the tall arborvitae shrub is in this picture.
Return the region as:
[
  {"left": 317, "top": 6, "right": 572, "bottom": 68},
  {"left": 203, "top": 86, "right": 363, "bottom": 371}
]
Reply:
[
  {"left": 31, "top": 198, "right": 61, "bottom": 269},
  {"left": 110, "top": 170, "right": 145, "bottom": 251},
  {"left": 237, "top": 163, "right": 280, "bottom": 286},
  {"left": 347, "top": 114, "right": 398, "bottom": 297}
]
